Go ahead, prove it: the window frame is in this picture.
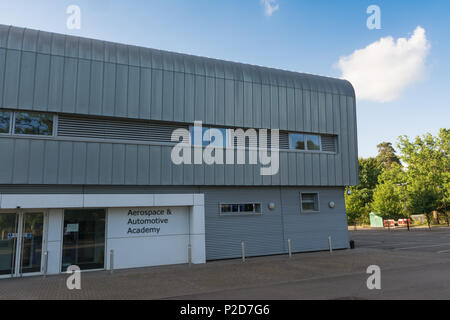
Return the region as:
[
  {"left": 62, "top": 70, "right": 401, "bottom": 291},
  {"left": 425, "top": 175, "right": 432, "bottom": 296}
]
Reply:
[
  {"left": 300, "top": 193, "right": 320, "bottom": 213},
  {"left": 0, "top": 110, "right": 57, "bottom": 137},
  {"left": 13, "top": 111, "right": 56, "bottom": 137},
  {"left": 289, "top": 133, "right": 322, "bottom": 152},
  {"left": 219, "top": 202, "right": 263, "bottom": 216}
]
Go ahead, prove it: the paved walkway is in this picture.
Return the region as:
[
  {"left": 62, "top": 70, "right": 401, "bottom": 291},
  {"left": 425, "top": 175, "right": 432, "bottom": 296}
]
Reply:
[{"left": 1, "top": 228, "right": 450, "bottom": 300}]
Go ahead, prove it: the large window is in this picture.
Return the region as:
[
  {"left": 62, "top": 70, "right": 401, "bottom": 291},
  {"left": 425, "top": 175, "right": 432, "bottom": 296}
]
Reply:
[
  {"left": 0, "top": 111, "right": 11, "bottom": 134},
  {"left": 289, "top": 133, "right": 321, "bottom": 151},
  {"left": 15, "top": 112, "right": 54, "bottom": 136},
  {"left": 220, "top": 203, "right": 262, "bottom": 215},
  {"left": 301, "top": 193, "right": 319, "bottom": 212},
  {"left": 62, "top": 209, "right": 106, "bottom": 271}
]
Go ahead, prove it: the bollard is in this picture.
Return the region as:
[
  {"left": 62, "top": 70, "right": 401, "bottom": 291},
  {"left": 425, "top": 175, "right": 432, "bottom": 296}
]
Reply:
[
  {"left": 241, "top": 241, "right": 246, "bottom": 263},
  {"left": 328, "top": 236, "right": 333, "bottom": 253},
  {"left": 110, "top": 249, "right": 114, "bottom": 274},
  {"left": 43, "top": 251, "right": 48, "bottom": 278},
  {"left": 288, "top": 239, "right": 292, "bottom": 258},
  {"left": 188, "top": 244, "right": 192, "bottom": 267}
]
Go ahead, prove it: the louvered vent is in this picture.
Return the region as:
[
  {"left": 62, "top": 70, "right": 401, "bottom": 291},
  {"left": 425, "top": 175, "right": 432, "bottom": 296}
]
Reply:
[
  {"left": 58, "top": 116, "right": 189, "bottom": 143},
  {"left": 321, "top": 135, "right": 337, "bottom": 153}
]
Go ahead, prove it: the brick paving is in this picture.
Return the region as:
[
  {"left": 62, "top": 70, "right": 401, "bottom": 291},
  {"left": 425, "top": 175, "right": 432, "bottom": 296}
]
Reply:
[{"left": 1, "top": 228, "right": 450, "bottom": 300}]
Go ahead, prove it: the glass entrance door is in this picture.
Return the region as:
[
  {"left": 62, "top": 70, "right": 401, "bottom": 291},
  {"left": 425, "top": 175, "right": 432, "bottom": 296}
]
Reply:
[
  {"left": 19, "top": 213, "right": 44, "bottom": 274},
  {"left": 0, "top": 212, "right": 44, "bottom": 277},
  {"left": 0, "top": 213, "right": 18, "bottom": 276}
]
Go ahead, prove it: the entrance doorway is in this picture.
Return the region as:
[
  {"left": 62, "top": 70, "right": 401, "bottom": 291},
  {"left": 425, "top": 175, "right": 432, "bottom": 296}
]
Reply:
[{"left": 0, "top": 212, "right": 44, "bottom": 278}]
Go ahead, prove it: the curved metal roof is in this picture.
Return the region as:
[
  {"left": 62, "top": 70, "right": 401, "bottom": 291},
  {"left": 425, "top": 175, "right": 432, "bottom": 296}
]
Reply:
[{"left": 0, "top": 24, "right": 355, "bottom": 96}]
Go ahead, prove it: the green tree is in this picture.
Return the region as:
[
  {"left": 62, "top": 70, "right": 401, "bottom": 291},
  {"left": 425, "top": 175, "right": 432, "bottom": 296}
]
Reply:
[
  {"left": 397, "top": 129, "right": 449, "bottom": 228},
  {"left": 376, "top": 142, "right": 401, "bottom": 170},
  {"left": 345, "top": 157, "right": 382, "bottom": 226},
  {"left": 372, "top": 163, "right": 406, "bottom": 220}
]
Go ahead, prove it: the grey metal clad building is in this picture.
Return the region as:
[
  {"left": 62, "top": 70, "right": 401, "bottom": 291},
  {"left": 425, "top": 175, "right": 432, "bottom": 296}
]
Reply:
[{"left": 0, "top": 25, "right": 358, "bottom": 278}]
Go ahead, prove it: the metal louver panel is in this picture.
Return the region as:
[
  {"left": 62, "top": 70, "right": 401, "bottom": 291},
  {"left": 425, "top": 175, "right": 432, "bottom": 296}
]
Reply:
[
  {"left": 321, "top": 135, "right": 337, "bottom": 153},
  {"left": 58, "top": 116, "right": 189, "bottom": 143}
]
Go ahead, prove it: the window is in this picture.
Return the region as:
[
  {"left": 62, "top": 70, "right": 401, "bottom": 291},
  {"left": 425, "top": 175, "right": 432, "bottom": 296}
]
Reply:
[
  {"left": 62, "top": 209, "right": 106, "bottom": 271},
  {"left": 220, "top": 203, "right": 262, "bottom": 215},
  {"left": 289, "top": 134, "right": 305, "bottom": 150},
  {"left": 289, "top": 133, "right": 321, "bottom": 151},
  {"left": 0, "top": 111, "right": 11, "bottom": 134},
  {"left": 301, "top": 193, "right": 319, "bottom": 212},
  {"left": 306, "top": 135, "right": 321, "bottom": 151},
  {"left": 15, "top": 112, "right": 54, "bottom": 136}
]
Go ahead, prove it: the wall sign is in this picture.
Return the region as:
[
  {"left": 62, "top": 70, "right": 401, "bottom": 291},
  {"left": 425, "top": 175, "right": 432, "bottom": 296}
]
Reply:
[{"left": 107, "top": 207, "right": 189, "bottom": 238}]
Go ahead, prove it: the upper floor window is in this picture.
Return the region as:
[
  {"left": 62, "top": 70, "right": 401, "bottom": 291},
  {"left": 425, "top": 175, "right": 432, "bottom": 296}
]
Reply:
[
  {"left": 0, "top": 111, "right": 11, "bottom": 134},
  {"left": 0, "top": 110, "right": 54, "bottom": 136},
  {"left": 289, "top": 133, "right": 321, "bottom": 151},
  {"left": 14, "top": 112, "right": 54, "bottom": 136}
]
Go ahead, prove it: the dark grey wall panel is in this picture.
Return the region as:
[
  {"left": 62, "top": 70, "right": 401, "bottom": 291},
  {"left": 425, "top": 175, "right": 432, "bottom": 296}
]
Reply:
[
  {"left": 48, "top": 56, "right": 64, "bottom": 112},
  {"left": 281, "top": 187, "right": 349, "bottom": 252},
  {"left": 62, "top": 57, "right": 77, "bottom": 113},
  {"left": 3, "top": 49, "right": 20, "bottom": 108},
  {"left": 18, "top": 51, "right": 35, "bottom": 107},
  {"left": 28, "top": 139, "right": 45, "bottom": 184}
]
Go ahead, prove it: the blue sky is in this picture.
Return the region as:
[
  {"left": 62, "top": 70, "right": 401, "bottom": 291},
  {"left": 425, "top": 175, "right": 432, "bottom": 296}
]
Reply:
[{"left": 0, "top": 0, "right": 449, "bottom": 158}]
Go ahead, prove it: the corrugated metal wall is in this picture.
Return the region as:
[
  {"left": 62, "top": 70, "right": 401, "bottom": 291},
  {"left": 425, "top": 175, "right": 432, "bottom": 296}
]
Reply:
[
  {"left": 0, "top": 137, "right": 353, "bottom": 186},
  {"left": 0, "top": 25, "right": 358, "bottom": 186}
]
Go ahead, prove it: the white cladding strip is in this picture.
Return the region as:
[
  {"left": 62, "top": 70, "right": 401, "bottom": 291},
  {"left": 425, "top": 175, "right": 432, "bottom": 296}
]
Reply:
[{"left": 0, "top": 193, "right": 204, "bottom": 209}]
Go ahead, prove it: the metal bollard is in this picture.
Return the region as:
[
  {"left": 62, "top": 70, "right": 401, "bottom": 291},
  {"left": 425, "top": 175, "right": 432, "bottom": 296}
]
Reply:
[
  {"left": 188, "top": 244, "right": 192, "bottom": 267},
  {"left": 110, "top": 249, "right": 114, "bottom": 274},
  {"left": 328, "top": 236, "right": 333, "bottom": 253},
  {"left": 43, "top": 251, "right": 48, "bottom": 278},
  {"left": 288, "top": 239, "right": 292, "bottom": 258},
  {"left": 241, "top": 241, "right": 246, "bottom": 263}
]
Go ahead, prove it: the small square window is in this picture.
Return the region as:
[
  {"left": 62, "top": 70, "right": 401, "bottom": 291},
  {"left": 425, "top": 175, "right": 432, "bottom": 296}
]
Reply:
[{"left": 301, "top": 193, "right": 319, "bottom": 212}]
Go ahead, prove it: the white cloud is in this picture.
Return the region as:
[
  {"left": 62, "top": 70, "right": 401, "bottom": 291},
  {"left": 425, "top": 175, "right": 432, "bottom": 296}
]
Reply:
[
  {"left": 337, "top": 26, "right": 430, "bottom": 103},
  {"left": 261, "top": 0, "right": 279, "bottom": 16}
]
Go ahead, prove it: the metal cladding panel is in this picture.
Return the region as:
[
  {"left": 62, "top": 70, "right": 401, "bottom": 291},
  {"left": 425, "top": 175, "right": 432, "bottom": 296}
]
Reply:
[
  {"left": 202, "top": 187, "right": 285, "bottom": 260},
  {"left": 0, "top": 136, "right": 347, "bottom": 187},
  {"left": 0, "top": 25, "right": 355, "bottom": 126},
  {"left": 0, "top": 24, "right": 358, "bottom": 187},
  {"left": 281, "top": 187, "right": 349, "bottom": 252}
]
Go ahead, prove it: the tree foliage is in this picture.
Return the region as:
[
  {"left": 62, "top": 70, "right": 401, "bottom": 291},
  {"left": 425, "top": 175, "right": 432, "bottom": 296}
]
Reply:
[
  {"left": 345, "top": 157, "right": 382, "bottom": 225},
  {"left": 376, "top": 142, "right": 401, "bottom": 170},
  {"left": 347, "top": 129, "right": 449, "bottom": 227},
  {"left": 372, "top": 163, "right": 406, "bottom": 219}
]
